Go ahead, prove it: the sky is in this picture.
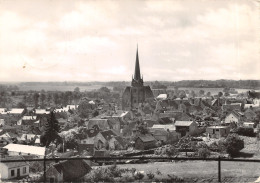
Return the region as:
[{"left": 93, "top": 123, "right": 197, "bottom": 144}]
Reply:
[{"left": 0, "top": 0, "right": 259, "bottom": 82}]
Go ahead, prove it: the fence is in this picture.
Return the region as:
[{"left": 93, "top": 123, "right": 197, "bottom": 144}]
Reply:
[{"left": 1, "top": 156, "right": 260, "bottom": 182}]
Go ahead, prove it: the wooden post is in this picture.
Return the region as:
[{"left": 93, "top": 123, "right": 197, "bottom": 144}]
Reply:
[
  {"left": 218, "top": 156, "right": 221, "bottom": 182},
  {"left": 43, "top": 154, "right": 46, "bottom": 182}
]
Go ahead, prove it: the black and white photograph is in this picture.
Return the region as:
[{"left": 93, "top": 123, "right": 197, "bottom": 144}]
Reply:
[{"left": 0, "top": 0, "right": 260, "bottom": 182}]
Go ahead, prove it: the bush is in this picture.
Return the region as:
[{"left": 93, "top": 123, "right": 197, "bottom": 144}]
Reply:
[
  {"left": 134, "top": 172, "right": 144, "bottom": 180},
  {"left": 237, "top": 127, "right": 255, "bottom": 137},
  {"left": 225, "top": 134, "right": 244, "bottom": 157},
  {"left": 197, "top": 148, "right": 211, "bottom": 158},
  {"left": 84, "top": 167, "right": 114, "bottom": 182},
  {"left": 146, "top": 171, "right": 155, "bottom": 179}
]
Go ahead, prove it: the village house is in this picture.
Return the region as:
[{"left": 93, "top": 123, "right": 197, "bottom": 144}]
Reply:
[
  {"left": 0, "top": 156, "right": 29, "bottom": 180},
  {"left": 224, "top": 110, "right": 245, "bottom": 125},
  {"left": 222, "top": 103, "right": 242, "bottom": 112},
  {"left": 46, "top": 159, "right": 91, "bottom": 182},
  {"left": 135, "top": 134, "right": 157, "bottom": 150},
  {"left": 175, "top": 121, "right": 198, "bottom": 137},
  {"left": 3, "top": 144, "right": 46, "bottom": 158},
  {"left": 244, "top": 108, "right": 257, "bottom": 121},
  {"left": 243, "top": 122, "right": 255, "bottom": 128},
  {"left": 0, "top": 118, "right": 5, "bottom": 126},
  {"left": 94, "top": 130, "right": 123, "bottom": 150},
  {"left": 150, "top": 129, "right": 180, "bottom": 144},
  {"left": 206, "top": 126, "right": 230, "bottom": 138}
]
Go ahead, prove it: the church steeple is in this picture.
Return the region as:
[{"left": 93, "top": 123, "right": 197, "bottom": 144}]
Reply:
[
  {"left": 132, "top": 46, "right": 143, "bottom": 87},
  {"left": 134, "top": 46, "right": 141, "bottom": 81}
]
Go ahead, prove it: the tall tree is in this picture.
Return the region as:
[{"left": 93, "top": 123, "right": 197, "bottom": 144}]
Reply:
[
  {"left": 40, "top": 111, "right": 61, "bottom": 147},
  {"left": 33, "top": 93, "right": 40, "bottom": 108},
  {"left": 40, "top": 93, "right": 46, "bottom": 108}
]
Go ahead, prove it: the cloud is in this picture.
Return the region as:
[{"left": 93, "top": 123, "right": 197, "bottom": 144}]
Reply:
[{"left": 0, "top": 0, "right": 259, "bottom": 82}]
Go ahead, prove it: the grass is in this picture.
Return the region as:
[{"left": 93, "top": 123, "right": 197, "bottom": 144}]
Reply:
[{"left": 107, "top": 160, "right": 260, "bottom": 181}]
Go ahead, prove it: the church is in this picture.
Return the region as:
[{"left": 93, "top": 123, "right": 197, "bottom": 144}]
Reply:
[{"left": 122, "top": 48, "right": 154, "bottom": 110}]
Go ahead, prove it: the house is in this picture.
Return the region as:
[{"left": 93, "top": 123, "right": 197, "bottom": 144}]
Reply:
[
  {"left": 87, "top": 119, "right": 110, "bottom": 131},
  {"left": 206, "top": 126, "right": 230, "bottom": 138},
  {"left": 18, "top": 134, "right": 40, "bottom": 142},
  {"left": 0, "top": 156, "right": 29, "bottom": 180},
  {"left": 224, "top": 111, "right": 245, "bottom": 125},
  {"left": 151, "top": 124, "right": 176, "bottom": 132},
  {"left": 0, "top": 132, "right": 18, "bottom": 141},
  {"left": 3, "top": 144, "right": 46, "bottom": 158},
  {"left": 46, "top": 159, "right": 91, "bottom": 182},
  {"left": 222, "top": 103, "right": 241, "bottom": 112},
  {"left": 244, "top": 108, "right": 257, "bottom": 121},
  {"left": 243, "top": 122, "right": 255, "bottom": 128},
  {"left": 0, "top": 118, "right": 5, "bottom": 126},
  {"left": 156, "top": 94, "right": 168, "bottom": 100},
  {"left": 94, "top": 130, "right": 120, "bottom": 150},
  {"left": 135, "top": 134, "right": 157, "bottom": 150},
  {"left": 151, "top": 129, "right": 179, "bottom": 144},
  {"left": 175, "top": 121, "right": 198, "bottom": 136}
]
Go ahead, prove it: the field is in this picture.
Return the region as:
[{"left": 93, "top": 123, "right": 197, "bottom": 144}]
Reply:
[
  {"left": 18, "top": 85, "right": 113, "bottom": 92},
  {"left": 111, "top": 160, "right": 260, "bottom": 182}
]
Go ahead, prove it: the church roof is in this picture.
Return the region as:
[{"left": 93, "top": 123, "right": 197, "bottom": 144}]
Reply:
[{"left": 134, "top": 47, "right": 141, "bottom": 81}]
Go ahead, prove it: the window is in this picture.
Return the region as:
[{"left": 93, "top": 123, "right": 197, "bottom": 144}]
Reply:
[
  {"left": 23, "top": 167, "right": 27, "bottom": 174},
  {"left": 216, "top": 129, "right": 219, "bottom": 132},
  {"left": 11, "top": 169, "right": 15, "bottom": 177},
  {"left": 213, "top": 129, "right": 215, "bottom": 134}
]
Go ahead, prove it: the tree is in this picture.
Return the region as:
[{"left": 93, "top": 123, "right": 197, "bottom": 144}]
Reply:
[
  {"left": 225, "top": 134, "right": 244, "bottom": 157},
  {"left": 179, "top": 91, "right": 186, "bottom": 99},
  {"left": 78, "top": 99, "right": 94, "bottom": 118},
  {"left": 206, "top": 92, "right": 211, "bottom": 97},
  {"left": 190, "top": 90, "right": 196, "bottom": 98},
  {"left": 33, "top": 93, "right": 40, "bottom": 108},
  {"left": 224, "top": 92, "right": 230, "bottom": 97},
  {"left": 199, "top": 90, "right": 205, "bottom": 96},
  {"left": 40, "top": 111, "right": 61, "bottom": 147},
  {"left": 218, "top": 92, "right": 223, "bottom": 97},
  {"left": 99, "top": 87, "right": 110, "bottom": 93},
  {"left": 40, "top": 93, "right": 46, "bottom": 108}
]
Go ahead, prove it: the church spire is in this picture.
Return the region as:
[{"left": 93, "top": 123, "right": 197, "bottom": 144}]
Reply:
[{"left": 134, "top": 46, "right": 141, "bottom": 81}]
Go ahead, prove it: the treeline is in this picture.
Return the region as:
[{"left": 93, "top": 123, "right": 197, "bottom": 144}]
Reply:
[{"left": 170, "top": 80, "right": 260, "bottom": 89}]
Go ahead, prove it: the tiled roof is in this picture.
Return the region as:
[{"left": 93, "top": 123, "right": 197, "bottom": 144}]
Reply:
[
  {"left": 52, "top": 159, "right": 91, "bottom": 181},
  {"left": 175, "top": 121, "right": 194, "bottom": 126},
  {"left": 137, "top": 134, "right": 156, "bottom": 142},
  {"left": 100, "top": 130, "right": 117, "bottom": 141}
]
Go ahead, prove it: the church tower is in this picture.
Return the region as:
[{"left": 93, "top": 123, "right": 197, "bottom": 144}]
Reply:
[
  {"left": 131, "top": 47, "right": 143, "bottom": 87},
  {"left": 122, "top": 47, "right": 154, "bottom": 110}
]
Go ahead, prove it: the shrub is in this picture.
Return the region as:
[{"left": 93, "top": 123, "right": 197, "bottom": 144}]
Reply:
[
  {"left": 108, "top": 164, "right": 122, "bottom": 177},
  {"left": 146, "top": 171, "right": 155, "bottom": 179},
  {"left": 237, "top": 127, "right": 255, "bottom": 137},
  {"left": 225, "top": 134, "right": 244, "bottom": 157},
  {"left": 197, "top": 148, "right": 211, "bottom": 158},
  {"left": 134, "top": 172, "right": 144, "bottom": 180},
  {"left": 84, "top": 168, "right": 114, "bottom": 182}
]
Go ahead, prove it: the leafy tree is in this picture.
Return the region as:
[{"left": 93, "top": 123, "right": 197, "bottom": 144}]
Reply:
[
  {"left": 218, "top": 92, "right": 223, "bottom": 97},
  {"left": 40, "top": 111, "right": 61, "bottom": 147},
  {"left": 179, "top": 91, "right": 186, "bottom": 99},
  {"left": 33, "top": 93, "right": 40, "bottom": 108},
  {"left": 199, "top": 90, "right": 205, "bottom": 96},
  {"left": 224, "top": 92, "right": 230, "bottom": 97},
  {"left": 78, "top": 99, "right": 94, "bottom": 118},
  {"left": 190, "top": 90, "right": 196, "bottom": 98},
  {"left": 17, "top": 102, "right": 26, "bottom": 108},
  {"left": 40, "top": 93, "right": 46, "bottom": 108},
  {"left": 206, "top": 92, "right": 211, "bottom": 97},
  {"left": 198, "top": 148, "right": 210, "bottom": 158},
  {"left": 99, "top": 87, "right": 110, "bottom": 93},
  {"left": 225, "top": 134, "right": 244, "bottom": 157}
]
